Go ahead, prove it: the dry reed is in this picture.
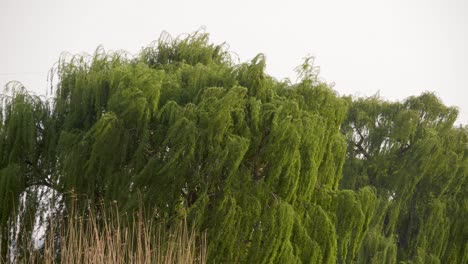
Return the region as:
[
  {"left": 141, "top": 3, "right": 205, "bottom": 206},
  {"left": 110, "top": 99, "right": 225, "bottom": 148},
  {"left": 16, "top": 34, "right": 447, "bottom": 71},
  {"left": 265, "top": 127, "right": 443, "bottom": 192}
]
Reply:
[{"left": 1, "top": 202, "right": 206, "bottom": 264}]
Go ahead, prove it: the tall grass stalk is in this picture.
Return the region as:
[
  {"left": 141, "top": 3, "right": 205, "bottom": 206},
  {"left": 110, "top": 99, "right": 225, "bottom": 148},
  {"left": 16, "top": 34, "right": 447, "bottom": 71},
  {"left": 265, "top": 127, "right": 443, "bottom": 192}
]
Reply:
[{"left": 1, "top": 202, "right": 206, "bottom": 264}]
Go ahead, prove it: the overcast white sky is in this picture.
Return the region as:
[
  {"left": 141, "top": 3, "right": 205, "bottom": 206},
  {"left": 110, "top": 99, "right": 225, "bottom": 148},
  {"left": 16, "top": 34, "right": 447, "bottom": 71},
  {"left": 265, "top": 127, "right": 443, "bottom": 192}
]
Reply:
[{"left": 1, "top": 0, "right": 467, "bottom": 124}]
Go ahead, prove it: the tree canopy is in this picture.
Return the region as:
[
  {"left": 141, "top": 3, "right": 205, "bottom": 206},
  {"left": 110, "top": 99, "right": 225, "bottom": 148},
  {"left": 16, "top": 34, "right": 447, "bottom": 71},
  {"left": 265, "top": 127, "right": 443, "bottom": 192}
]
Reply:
[{"left": 0, "top": 31, "right": 466, "bottom": 263}]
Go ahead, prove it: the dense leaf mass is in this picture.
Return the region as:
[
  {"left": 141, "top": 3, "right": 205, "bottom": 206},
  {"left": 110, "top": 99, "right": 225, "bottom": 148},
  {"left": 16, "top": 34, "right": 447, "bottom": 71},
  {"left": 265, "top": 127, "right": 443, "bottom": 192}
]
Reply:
[{"left": 0, "top": 31, "right": 466, "bottom": 263}]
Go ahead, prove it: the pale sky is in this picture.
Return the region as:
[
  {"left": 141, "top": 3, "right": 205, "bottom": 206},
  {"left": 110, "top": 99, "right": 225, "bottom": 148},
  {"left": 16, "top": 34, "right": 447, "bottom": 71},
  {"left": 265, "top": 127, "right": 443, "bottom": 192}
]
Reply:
[{"left": 1, "top": 0, "right": 467, "bottom": 124}]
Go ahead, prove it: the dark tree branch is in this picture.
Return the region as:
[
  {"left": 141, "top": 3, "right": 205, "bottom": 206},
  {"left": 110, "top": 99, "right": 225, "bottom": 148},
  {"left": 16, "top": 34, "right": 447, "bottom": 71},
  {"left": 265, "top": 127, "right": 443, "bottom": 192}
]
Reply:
[
  {"left": 24, "top": 159, "right": 60, "bottom": 192},
  {"left": 353, "top": 125, "right": 370, "bottom": 159},
  {"left": 398, "top": 143, "right": 411, "bottom": 157}
]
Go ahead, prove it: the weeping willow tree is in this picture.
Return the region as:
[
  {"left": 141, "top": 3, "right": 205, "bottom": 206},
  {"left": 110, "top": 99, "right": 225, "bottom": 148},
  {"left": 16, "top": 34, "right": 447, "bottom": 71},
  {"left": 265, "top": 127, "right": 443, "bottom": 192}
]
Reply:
[
  {"left": 341, "top": 93, "right": 468, "bottom": 263},
  {"left": 0, "top": 31, "right": 466, "bottom": 263}
]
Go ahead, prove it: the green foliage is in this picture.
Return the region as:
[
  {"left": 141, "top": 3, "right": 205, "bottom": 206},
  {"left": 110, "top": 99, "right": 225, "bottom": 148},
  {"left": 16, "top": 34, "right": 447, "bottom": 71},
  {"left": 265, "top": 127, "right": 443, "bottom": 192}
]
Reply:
[
  {"left": 341, "top": 93, "right": 467, "bottom": 263},
  {"left": 1, "top": 31, "right": 466, "bottom": 263}
]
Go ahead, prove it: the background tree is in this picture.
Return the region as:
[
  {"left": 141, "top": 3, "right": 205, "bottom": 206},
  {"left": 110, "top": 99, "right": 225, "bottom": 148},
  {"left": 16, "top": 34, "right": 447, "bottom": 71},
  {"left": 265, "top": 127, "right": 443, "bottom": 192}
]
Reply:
[{"left": 341, "top": 93, "right": 467, "bottom": 263}]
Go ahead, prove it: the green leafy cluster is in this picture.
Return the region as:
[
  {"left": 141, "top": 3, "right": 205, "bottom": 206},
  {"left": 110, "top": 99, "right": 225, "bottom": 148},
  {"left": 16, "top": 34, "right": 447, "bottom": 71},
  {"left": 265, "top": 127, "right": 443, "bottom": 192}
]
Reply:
[
  {"left": 341, "top": 94, "right": 467, "bottom": 263},
  {"left": 0, "top": 31, "right": 466, "bottom": 263}
]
